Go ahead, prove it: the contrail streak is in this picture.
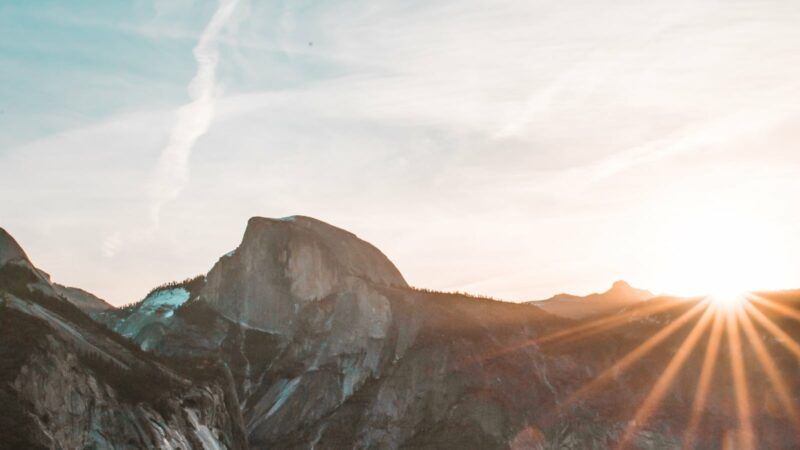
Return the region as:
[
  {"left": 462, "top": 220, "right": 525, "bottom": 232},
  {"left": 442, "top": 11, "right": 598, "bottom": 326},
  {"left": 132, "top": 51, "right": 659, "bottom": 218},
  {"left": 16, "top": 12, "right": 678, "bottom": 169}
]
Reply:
[{"left": 148, "top": 0, "right": 240, "bottom": 226}]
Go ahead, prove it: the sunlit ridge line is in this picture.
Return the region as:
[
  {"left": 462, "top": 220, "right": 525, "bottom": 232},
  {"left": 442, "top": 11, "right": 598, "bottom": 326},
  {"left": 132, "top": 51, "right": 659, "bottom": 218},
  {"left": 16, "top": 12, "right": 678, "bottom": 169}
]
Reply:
[
  {"left": 727, "top": 309, "right": 755, "bottom": 450},
  {"left": 750, "top": 295, "right": 800, "bottom": 323},
  {"left": 540, "top": 302, "right": 684, "bottom": 349},
  {"left": 617, "top": 305, "right": 716, "bottom": 449},
  {"left": 558, "top": 300, "right": 708, "bottom": 411},
  {"left": 744, "top": 303, "right": 800, "bottom": 360},
  {"left": 736, "top": 308, "right": 800, "bottom": 432},
  {"left": 537, "top": 298, "right": 684, "bottom": 345},
  {"left": 683, "top": 309, "right": 725, "bottom": 450},
  {"left": 453, "top": 298, "right": 685, "bottom": 372}
]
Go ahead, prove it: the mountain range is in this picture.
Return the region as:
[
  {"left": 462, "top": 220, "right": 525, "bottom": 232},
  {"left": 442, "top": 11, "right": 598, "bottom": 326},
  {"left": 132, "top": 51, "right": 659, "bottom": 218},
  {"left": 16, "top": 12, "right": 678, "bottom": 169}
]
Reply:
[
  {"left": 527, "top": 280, "right": 654, "bottom": 319},
  {"left": 2, "top": 216, "right": 799, "bottom": 449}
]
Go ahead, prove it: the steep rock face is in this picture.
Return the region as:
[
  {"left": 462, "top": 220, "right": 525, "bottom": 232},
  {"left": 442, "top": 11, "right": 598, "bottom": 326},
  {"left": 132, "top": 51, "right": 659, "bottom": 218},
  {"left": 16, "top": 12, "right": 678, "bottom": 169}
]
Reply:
[
  {"left": 0, "top": 227, "right": 29, "bottom": 266},
  {"left": 12, "top": 331, "right": 245, "bottom": 450},
  {"left": 0, "top": 227, "right": 52, "bottom": 289},
  {"left": 202, "top": 216, "right": 406, "bottom": 334},
  {"left": 277, "top": 289, "right": 564, "bottom": 449},
  {"left": 196, "top": 217, "right": 405, "bottom": 443},
  {"left": 0, "top": 230, "right": 248, "bottom": 450},
  {"left": 119, "top": 217, "right": 574, "bottom": 447},
  {"left": 96, "top": 217, "right": 407, "bottom": 446}
]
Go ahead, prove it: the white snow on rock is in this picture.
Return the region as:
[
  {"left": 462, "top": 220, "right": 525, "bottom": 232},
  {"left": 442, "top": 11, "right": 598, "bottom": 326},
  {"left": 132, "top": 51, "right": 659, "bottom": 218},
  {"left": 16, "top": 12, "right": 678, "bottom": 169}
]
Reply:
[
  {"left": 114, "top": 288, "right": 190, "bottom": 338},
  {"left": 143, "top": 288, "right": 190, "bottom": 310}
]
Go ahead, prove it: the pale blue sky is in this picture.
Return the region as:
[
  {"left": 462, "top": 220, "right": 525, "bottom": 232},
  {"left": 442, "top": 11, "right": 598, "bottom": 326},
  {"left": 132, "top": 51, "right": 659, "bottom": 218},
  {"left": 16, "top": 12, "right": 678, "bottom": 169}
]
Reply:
[{"left": 3, "top": 0, "right": 800, "bottom": 304}]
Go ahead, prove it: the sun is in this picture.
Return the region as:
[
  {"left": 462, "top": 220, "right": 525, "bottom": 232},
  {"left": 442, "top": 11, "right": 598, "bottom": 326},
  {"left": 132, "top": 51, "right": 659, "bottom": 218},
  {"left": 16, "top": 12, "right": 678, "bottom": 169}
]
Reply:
[
  {"left": 706, "top": 289, "right": 749, "bottom": 310},
  {"left": 644, "top": 192, "right": 795, "bottom": 300}
]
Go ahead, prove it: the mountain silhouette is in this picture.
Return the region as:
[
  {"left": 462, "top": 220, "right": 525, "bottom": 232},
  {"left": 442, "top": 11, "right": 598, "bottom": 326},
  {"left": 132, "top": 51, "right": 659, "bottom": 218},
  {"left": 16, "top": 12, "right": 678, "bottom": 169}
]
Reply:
[
  {"left": 527, "top": 280, "right": 654, "bottom": 319},
  {"left": 2, "top": 217, "right": 800, "bottom": 449}
]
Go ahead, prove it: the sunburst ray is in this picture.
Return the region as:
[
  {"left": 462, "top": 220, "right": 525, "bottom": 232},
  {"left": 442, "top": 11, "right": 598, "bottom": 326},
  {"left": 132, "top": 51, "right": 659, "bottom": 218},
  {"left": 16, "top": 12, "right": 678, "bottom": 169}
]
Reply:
[
  {"left": 617, "top": 304, "right": 716, "bottom": 448},
  {"left": 454, "top": 297, "right": 686, "bottom": 371},
  {"left": 683, "top": 308, "right": 725, "bottom": 450},
  {"left": 537, "top": 297, "right": 685, "bottom": 346},
  {"left": 750, "top": 294, "right": 800, "bottom": 323},
  {"left": 745, "top": 302, "right": 800, "bottom": 360},
  {"left": 737, "top": 307, "right": 800, "bottom": 433},
  {"left": 726, "top": 308, "right": 755, "bottom": 450},
  {"left": 559, "top": 300, "right": 708, "bottom": 410}
]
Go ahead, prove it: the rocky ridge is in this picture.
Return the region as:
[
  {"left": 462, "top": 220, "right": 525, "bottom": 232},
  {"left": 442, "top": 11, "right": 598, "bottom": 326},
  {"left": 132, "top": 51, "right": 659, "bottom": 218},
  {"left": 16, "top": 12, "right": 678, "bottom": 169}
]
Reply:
[
  {"left": 0, "top": 228, "right": 247, "bottom": 450},
  {"left": 527, "top": 280, "right": 654, "bottom": 319}
]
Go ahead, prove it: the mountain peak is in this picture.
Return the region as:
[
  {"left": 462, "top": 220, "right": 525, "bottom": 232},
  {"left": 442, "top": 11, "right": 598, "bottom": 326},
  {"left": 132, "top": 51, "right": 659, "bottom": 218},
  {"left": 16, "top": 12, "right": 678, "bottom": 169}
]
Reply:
[
  {"left": 241, "top": 215, "right": 406, "bottom": 287},
  {"left": 611, "top": 280, "right": 631, "bottom": 290},
  {"left": 0, "top": 226, "right": 32, "bottom": 267},
  {"left": 203, "top": 215, "right": 407, "bottom": 332},
  {"left": 605, "top": 280, "right": 652, "bottom": 301},
  {"left": 246, "top": 215, "right": 358, "bottom": 239},
  {"left": 528, "top": 280, "right": 653, "bottom": 319}
]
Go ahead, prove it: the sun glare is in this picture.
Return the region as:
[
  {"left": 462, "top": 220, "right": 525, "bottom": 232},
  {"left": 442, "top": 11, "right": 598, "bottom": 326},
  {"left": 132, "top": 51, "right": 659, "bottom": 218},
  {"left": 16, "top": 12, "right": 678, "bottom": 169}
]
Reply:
[
  {"left": 708, "top": 290, "right": 748, "bottom": 310},
  {"left": 644, "top": 192, "right": 795, "bottom": 299}
]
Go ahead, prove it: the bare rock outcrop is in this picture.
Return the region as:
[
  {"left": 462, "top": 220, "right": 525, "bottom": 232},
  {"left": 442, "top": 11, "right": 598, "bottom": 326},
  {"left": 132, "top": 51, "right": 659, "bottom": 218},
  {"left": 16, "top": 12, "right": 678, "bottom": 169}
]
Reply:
[
  {"left": 0, "top": 229, "right": 247, "bottom": 450},
  {"left": 202, "top": 216, "right": 406, "bottom": 335}
]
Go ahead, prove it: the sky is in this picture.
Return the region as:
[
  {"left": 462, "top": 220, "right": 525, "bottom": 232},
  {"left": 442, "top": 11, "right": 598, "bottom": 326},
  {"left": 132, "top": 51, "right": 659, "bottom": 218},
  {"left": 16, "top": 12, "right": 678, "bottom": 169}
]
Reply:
[{"left": 2, "top": 0, "right": 800, "bottom": 305}]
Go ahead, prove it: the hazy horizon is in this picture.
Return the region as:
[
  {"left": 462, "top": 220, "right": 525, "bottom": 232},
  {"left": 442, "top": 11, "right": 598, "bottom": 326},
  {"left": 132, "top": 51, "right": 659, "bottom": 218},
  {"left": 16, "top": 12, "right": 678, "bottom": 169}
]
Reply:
[{"left": 3, "top": 0, "right": 800, "bottom": 305}]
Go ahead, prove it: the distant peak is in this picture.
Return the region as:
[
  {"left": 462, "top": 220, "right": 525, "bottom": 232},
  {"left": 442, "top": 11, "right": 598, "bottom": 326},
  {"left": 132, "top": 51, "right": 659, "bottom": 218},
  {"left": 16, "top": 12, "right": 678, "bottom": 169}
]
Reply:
[
  {"left": 610, "top": 280, "right": 632, "bottom": 290},
  {"left": 605, "top": 280, "right": 653, "bottom": 300},
  {"left": 0, "top": 226, "right": 32, "bottom": 267}
]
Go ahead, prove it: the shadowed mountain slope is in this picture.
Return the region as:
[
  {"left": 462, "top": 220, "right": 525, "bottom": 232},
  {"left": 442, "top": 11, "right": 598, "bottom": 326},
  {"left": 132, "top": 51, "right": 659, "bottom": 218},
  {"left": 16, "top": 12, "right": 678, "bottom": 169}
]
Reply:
[{"left": 0, "top": 229, "right": 247, "bottom": 450}]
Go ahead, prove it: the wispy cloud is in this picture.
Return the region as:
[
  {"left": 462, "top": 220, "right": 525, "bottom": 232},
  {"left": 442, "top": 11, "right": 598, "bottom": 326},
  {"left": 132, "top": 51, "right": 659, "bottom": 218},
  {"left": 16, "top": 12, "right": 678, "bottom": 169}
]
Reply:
[
  {"left": 148, "top": 0, "right": 242, "bottom": 228},
  {"left": 5, "top": 0, "right": 800, "bottom": 303}
]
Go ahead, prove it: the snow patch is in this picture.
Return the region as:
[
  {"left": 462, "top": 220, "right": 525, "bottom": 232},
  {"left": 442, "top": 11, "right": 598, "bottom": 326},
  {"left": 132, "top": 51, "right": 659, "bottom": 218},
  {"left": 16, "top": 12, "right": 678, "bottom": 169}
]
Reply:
[
  {"left": 115, "top": 288, "right": 190, "bottom": 338},
  {"left": 142, "top": 288, "right": 191, "bottom": 310}
]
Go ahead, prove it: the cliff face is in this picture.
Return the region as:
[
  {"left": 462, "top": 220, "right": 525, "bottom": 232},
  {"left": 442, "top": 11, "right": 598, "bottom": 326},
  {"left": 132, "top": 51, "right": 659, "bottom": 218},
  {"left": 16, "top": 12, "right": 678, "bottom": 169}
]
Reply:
[
  {"left": 150, "top": 216, "right": 414, "bottom": 445},
  {"left": 0, "top": 227, "right": 29, "bottom": 267},
  {"left": 0, "top": 231, "right": 247, "bottom": 450},
  {"left": 0, "top": 227, "right": 52, "bottom": 289},
  {"left": 202, "top": 216, "right": 406, "bottom": 334},
  {"left": 9, "top": 327, "right": 244, "bottom": 450}
]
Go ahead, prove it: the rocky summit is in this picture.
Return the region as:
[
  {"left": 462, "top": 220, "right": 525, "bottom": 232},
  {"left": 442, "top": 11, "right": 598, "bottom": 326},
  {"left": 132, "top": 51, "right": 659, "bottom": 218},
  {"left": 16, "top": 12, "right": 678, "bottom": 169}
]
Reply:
[
  {"left": 202, "top": 215, "right": 407, "bottom": 334},
  {"left": 2, "top": 217, "right": 800, "bottom": 449}
]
